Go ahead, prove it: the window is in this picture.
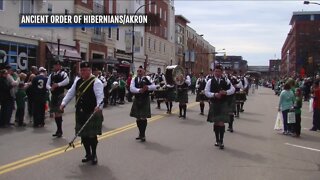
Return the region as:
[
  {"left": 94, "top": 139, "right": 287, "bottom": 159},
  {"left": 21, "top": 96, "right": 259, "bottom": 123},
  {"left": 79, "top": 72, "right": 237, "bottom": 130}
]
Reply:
[
  {"left": 160, "top": 8, "right": 162, "bottom": 18},
  {"left": 116, "top": 28, "right": 119, "bottom": 40},
  {"left": 159, "top": 42, "right": 161, "bottom": 52},
  {"left": 141, "top": 37, "right": 143, "bottom": 47},
  {"left": 0, "top": 0, "right": 3, "bottom": 11},
  {"left": 109, "top": 0, "right": 113, "bottom": 13},
  {"left": 94, "top": 27, "right": 102, "bottom": 35},
  {"left": 164, "top": 11, "right": 166, "bottom": 21},
  {"left": 149, "top": 0, "right": 151, "bottom": 12},
  {"left": 82, "top": 0, "right": 87, "bottom": 3},
  {"left": 65, "top": 9, "right": 69, "bottom": 15},
  {"left": 154, "top": 4, "right": 157, "bottom": 14},
  {"left": 164, "top": 44, "right": 166, "bottom": 53},
  {"left": 148, "top": 38, "right": 151, "bottom": 49},
  {"left": 20, "top": 0, "right": 34, "bottom": 14},
  {"left": 108, "top": 28, "right": 112, "bottom": 38},
  {"left": 47, "top": 3, "right": 52, "bottom": 14},
  {"left": 154, "top": 40, "right": 156, "bottom": 51}
]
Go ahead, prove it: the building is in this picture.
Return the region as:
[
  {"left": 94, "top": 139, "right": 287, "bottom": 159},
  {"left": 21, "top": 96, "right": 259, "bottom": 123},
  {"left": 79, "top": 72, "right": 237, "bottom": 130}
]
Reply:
[
  {"left": 0, "top": 0, "right": 81, "bottom": 74},
  {"left": 269, "top": 59, "right": 281, "bottom": 79},
  {"left": 175, "top": 15, "right": 189, "bottom": 67},
  {"left": 144, "top": 0, "right": 175, "bottom": 73},
  {"left": 282, "top": 11, "right": 320, "bottom": 77},
  {"left": 215, "top": 55, "right": 248, "bottom": 73}
]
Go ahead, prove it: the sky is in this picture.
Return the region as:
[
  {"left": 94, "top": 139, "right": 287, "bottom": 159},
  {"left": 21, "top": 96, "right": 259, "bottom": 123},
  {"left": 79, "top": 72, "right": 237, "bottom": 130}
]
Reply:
[{"left": 174, "top": 0, "right": 320, "bottom": 66}]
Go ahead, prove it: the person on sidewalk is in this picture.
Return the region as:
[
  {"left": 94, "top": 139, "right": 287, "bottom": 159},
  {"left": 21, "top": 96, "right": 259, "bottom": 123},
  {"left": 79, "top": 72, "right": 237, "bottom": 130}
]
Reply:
[
  {"left": 293, "top": 88, "right": 302, "bottom": 137},
  {"left": 60, "top": 62, "right": 104, "bottom": 165},
  {"left": 196, "top": 72, "right": 207, "bottom": 115},
  {"left": 46, "top": 61, "right": 69, "bottom": 137},
  {"left": 278, "top": 83, "right": 295, "bottom": 135},
  {"left": 130, "top": 66, "right": 158, "bottom": 142},
  {"left": 176, "top": 71, "right": 191, "bottom": 119},
  {"left": 310, "top": 80, "right": 320, "bottom": 131},
  {"left": 205, "top": 65, "right": 235, "bottom": 149}
]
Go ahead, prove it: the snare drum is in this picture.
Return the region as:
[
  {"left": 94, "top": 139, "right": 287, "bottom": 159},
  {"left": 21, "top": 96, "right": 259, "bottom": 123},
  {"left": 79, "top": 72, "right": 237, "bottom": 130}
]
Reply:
[{"left": 235, "top": 92, "right": 246, "bottom": 103}]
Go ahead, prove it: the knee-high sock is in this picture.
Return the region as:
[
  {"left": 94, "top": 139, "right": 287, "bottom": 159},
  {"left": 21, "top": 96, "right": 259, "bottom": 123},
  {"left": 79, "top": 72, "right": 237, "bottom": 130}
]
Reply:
[
  {"left": 169, "top": 102, "right": 173, "bottom": 112},
  {"left": 240, "top": 103, "right": 244, "bottom": 110},
  {"left": 213, "top": 125, "right": 219, "bottom": 143},
  {"left": 165, "top": 102, "right": 169, "bottom": 111},
  {"left": 55, "top": 117, "right": 63, "bottom": 133},
  {"left": 183, "top": 104, "right": 187, "bottom": 117},
  {"left": 219, "top": 126, "right": 225, "bottom": 144},
  {"left": 200, "top": 102, "right": 205, "bottom": 113},
  {"left": 140, "top": 119, "right": 147, "bottom": 137},
  {"left": 179, "top": 104, "right": 182, "bottom": 116},
  {"left": 157, "top": 100, "right": 161, "bottom": 108},
  {"left": 229, "top": 115, "right": 234, "bottom": 129},
  {"left": 81, "top": 137, "right": 91, "bottom": 156},
  {"left": 136, "top": 119, "right": 142, "bottom": 137},
  {"left": 89, "top": 136, "right": 98, "bottom": 157}
]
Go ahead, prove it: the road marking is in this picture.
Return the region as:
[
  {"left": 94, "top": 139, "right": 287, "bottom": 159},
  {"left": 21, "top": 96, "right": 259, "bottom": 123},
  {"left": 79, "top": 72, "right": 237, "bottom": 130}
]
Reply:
[
  {"left": 285, "top": 143, "right": 320, "bottom": 152},
  {"left": 0, "top": 102, "right": 198, "bottom": 175}
]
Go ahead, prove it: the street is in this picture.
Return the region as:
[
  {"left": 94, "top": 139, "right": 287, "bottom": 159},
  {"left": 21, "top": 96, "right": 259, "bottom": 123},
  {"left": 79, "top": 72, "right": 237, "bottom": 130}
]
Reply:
[{"left": 0, "top": 87, "right": 319, "bottom": 180}]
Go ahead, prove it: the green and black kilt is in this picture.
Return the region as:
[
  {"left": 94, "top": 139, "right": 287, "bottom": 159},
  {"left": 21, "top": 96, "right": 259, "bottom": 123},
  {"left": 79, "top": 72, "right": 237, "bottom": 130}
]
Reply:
[
  {"left": 176, "top": 89, "right": 188, "bottom": 103},
  {"left": 50, "top": 93, "right": 64, "bottom": 113},
  {"left": 228, "top": 95, "right": 236, "bottom": 113},
  {"left": 130, "top": 96, "right": 151, "bottom": 119},
  {"left": 207, "top": 98, "right": 232, "bottom": 123},
  {"left": 196, "top": 92, "right": 208, "bottom": 102},
  {"left": 75, "top": 110, "right": 103, "bottom": 137},
  {"left": 166, "top": 88, "right": 176, "bottom": 102}
]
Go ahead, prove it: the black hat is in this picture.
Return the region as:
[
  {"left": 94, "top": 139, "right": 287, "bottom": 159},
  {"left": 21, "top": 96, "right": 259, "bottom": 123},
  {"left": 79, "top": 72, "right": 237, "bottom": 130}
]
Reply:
[
  {"left": 5, "top": 64, "right": 11, "bottom": 69},
  {"left": 215, "top": 64, "right": 223, "bottom": 70},
  {"left": 53, "top": 61, "right": 62, "bottom": 65},
  {"left": 225, "top": 66, "right": 231, "bottom": 70},
  {"left": 80, "top": 62, "right": 91, "bottom": 68},
  {"left": 138, "top": 65, "right": 144, "bottom": 69}
]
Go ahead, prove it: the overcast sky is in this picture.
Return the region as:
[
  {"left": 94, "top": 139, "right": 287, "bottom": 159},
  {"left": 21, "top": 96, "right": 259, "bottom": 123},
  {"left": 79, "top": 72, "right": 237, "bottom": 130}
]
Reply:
[{"left": 174, "top": 0, "right": 320, "bottom": 66}]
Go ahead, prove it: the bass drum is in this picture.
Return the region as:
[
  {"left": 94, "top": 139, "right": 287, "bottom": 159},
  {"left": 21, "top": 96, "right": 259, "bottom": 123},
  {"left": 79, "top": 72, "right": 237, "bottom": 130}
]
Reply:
[{"left": 165, "top": 65, "right": 185, "bottom": 85}]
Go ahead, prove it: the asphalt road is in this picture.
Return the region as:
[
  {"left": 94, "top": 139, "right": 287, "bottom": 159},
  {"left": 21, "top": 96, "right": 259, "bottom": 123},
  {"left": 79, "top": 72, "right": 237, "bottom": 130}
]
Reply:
[{"left": 0, "top": 87, "right": 319, "bottom": 180}]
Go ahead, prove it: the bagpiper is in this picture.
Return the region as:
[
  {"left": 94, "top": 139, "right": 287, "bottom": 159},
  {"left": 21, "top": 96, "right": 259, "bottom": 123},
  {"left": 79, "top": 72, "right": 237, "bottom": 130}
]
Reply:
[
  {"left": 130, "top": 66, "right": 158, "bottom": 142},
  {"left": 153, "top": 67, "right": 166, "bottom": 109},
  {"left": 46, "top": 61, "right": 69, "bottom": 138},
  {"left": 196, "top": 72, "right": 207, "bottom": 115},
  {"left": 176, "top": 72, "right": 191, "bottom": 119},
  {"left": 205, "top": 65, "right": 235, "bottom": 149}
]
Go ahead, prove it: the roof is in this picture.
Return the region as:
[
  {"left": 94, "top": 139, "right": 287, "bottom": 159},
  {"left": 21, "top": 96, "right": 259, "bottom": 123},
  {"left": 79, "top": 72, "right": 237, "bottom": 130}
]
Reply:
[
  {"left": 290, "top": 11, "right": 320, "bottom": 25},
  {"left": 175, "top": 15, "right": 190, "bottom": 23}
]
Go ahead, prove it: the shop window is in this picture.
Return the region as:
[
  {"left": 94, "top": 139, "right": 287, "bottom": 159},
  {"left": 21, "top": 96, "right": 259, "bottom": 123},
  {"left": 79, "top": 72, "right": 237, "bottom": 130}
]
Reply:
[{"left": 20, "top": 0, "right": 34, "bottom": 14}]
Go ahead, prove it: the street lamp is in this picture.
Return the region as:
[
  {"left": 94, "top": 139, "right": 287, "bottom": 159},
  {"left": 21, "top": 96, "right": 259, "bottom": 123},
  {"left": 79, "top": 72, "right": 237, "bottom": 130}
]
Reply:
[
  {"left": 131, "top": 1, "right": 156, "bottom": 72},
  {"left": 304, "top": 1, "right": 320, "bottom": 5}
]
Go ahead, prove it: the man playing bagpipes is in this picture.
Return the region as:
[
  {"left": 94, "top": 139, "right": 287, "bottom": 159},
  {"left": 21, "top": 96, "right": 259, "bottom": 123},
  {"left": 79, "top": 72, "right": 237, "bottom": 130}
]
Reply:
[
  {"left": 130, "top": 66, "right": 158, "bottom": 142},
  {"left": 196, "top": 72, "right": 208, "bottom": 115}
]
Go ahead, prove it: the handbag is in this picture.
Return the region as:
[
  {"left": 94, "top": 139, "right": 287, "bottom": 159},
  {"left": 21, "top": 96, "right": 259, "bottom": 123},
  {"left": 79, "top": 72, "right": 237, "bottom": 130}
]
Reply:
[
  {"left": 287, "top": 111, "right": 296, "bottom": 124},
  {"left": 274, "top": 112, "right": 283, "bottom": 130}
]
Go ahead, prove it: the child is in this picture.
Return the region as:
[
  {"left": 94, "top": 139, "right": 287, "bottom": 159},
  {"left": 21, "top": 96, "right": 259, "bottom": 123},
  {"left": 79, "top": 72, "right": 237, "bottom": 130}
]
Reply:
[
  {"left": 294, "top": 88, "right": 303, "bottom": 137},
  {"left": 15, "top": 82, "right": 27, "bottom": 127}
]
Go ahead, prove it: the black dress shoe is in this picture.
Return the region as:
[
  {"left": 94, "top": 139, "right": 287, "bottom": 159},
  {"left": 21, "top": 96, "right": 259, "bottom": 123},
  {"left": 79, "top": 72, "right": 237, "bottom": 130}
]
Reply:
[
  {"left": 82, "top": 155, "right": 92, "bottom": 163},
  {"left": 240, "top": 109, "right": 244, "bottom": 112},
  {"left": 52, "top": 132, "right": 63, "bottom": 137},
  {"left": 135, "top": 136, "right": 141, "bottom": 140},
  {"left": 214, "top": 142, "right": 219, "bottom": 147},
  {"left": 140, "top": 137, "right": 146, "bottom": 142},
  {"left": 91, "top": 156, "right": 98, "bottom": 165},
  {"left": 219, "top": 143, "right": 224, "bottom": 149}
]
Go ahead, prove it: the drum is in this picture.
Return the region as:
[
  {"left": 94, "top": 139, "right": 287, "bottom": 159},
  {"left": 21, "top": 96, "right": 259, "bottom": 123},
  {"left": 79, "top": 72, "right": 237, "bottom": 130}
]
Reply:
[
  {"left": 154, "top": 89, "right": 167, "bottom": 101},
  {"left": 165, "top": 65, "right": 185, "bottom": 85},
  {"left": 235, "top": 91, "right": 246, "bottom": 103}
]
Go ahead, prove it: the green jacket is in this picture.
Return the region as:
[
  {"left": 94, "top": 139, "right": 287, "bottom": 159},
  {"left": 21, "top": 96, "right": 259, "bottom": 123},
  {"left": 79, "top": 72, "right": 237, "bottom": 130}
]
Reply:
[{"left": 15, "top": 88, "right": 26, "bottom": 108}]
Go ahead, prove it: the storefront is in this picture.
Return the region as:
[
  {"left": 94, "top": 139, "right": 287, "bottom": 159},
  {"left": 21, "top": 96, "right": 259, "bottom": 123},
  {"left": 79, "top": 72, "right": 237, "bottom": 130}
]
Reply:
[{"left": 0, "top": 40, "right": 37, "bottom": 71}]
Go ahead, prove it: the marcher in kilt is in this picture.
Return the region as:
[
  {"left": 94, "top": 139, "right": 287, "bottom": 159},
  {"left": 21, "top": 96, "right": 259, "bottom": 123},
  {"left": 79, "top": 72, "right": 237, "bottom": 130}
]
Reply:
[
  {"left": 196, "top": 72, "right": 208, "bottom": 115},
  {"left": 46, "top": 61, "right": 69, "bottom": 137},
  {"left": 205, "top": 65, "right": 235, "bottom": 149},
  {"left": 60, "top": 62, "right": 104, "bottom": 165},
  {"left": 130, "top": 66, "right": 158, "bottom": 142},
  {"left": 176, "top": 73, "right": 191, "bottom": 119},
  {"left": 153, "top": 67, "right": 166, "bottom": 109},
  {"left": 165, "top": 79, "right": 175, "bottom": 114},
  {"left": 224, "top": 67, "right": 238, "bottom": 133}
]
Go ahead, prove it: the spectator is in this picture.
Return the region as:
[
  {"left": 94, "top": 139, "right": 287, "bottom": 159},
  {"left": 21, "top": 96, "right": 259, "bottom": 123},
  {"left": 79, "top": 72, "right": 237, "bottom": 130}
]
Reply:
[
  {"left": 15, "top": 83, "right": 27, "bottom": 127},
  {"left": 278, "top": 83, "right": 295, "bottom": 135},
  {"left": 310, "top": 80, "right": 320, "bottom": 131}
]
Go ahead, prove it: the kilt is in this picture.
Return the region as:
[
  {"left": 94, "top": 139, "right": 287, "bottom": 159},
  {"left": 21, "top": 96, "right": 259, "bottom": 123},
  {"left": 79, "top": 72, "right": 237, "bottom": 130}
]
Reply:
[
  {"left": 130, "top": 96, "right": 151, "bottom": 119},
  {"left": 207, "top": 98, "right": 231, "bottom": 123},
  {"left": 75, "top": 110, "right": 103, "bottom": 137},
  {"left": 176, "top": 89, "right": 188, "bottom": 103},
  {"left": 166, "top": 88, "right": 176, "bottom": 102},
  {"left": 50, "top": 93, "right": 64, "bottom": 113},
  {"left": 196, "top": 92, "right": 208, "bottom": 102}
]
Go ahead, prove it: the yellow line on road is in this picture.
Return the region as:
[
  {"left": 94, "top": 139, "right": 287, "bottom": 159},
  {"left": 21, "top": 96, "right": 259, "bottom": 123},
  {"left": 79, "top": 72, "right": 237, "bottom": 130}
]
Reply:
[{"left": 0, "top": 102, "right": 198, "bottom": 175}]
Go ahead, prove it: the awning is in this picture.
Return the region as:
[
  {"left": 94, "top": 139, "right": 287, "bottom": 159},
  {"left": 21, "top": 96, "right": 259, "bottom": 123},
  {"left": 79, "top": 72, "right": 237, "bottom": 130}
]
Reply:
[{"left": 47, "top": 43, "right": 81, "bottom": 61}]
